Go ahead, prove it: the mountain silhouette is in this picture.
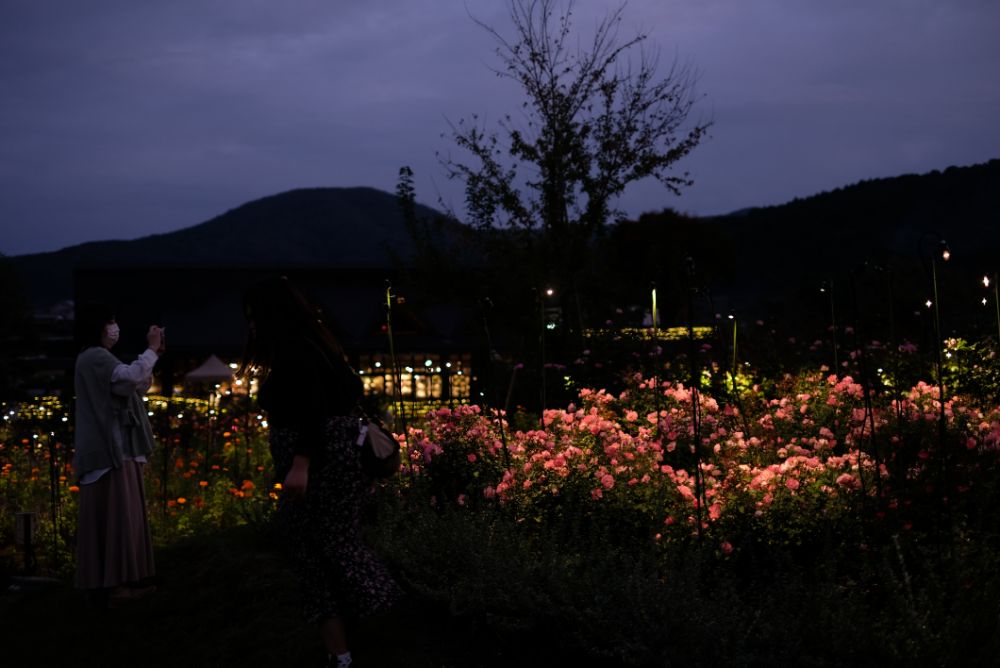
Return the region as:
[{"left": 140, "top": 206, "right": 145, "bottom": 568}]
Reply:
[
  {"left": 10, "top": 187, "right": 447, "bottom": 308},
  {"left": 8, "top": 159, "right": 999, "bottom": 312}
]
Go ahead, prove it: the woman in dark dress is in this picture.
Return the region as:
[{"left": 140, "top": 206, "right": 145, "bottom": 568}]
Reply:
[{"left": 240, "top": 276, "right": 398, "bottom": 668}]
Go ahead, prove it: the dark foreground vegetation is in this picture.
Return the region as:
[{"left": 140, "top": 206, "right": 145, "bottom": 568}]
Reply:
[{"left": 4, "top": 498, "right": 998, "bottom": 667}]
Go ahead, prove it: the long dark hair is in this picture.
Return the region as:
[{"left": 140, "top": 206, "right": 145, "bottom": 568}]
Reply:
[
  {"left": 75, "top": 302, "right": 115, "bottom": 351},
  {"left": 238, "top": 275, "right": 347, "bottom": 378}
]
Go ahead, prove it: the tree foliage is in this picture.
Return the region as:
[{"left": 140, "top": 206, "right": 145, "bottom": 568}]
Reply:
[{"left": 439, "top": 0, "right": 710, "bottom": 239}]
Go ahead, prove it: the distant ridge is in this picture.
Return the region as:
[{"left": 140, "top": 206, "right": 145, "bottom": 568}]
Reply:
[
  {"left": 706, "top": 160, "right": 1000, "bottom": 280},
  {"left": 9, "top": 160, "right": 1000, "bottom": 310},
  {"left": 614, "top": 159, "right": 1000, "bottom": 310},
  {"left": 11, "top": 187, "right": 447, "bottom": 307}
]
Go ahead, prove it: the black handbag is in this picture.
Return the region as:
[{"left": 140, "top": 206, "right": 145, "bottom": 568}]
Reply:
[{"left": 355, "top": 413, "right": 402, "bottom": 478}]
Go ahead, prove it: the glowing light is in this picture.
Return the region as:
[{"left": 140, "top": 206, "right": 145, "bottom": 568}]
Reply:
[
  {"left": 374, "top": 362, "right": 382, "bottom": 368},
  {"left": 545, "top": 288, "right": 554, "bottom": 297},
  {"left": 445, "top": 362, "right": 452, "bottom": 368},
  {"left": 925, "top": 300, "right": 933, "bottom": 309},
  {"left": 941, "top": 248, "right": 951, "bottom": 262},
  {"left": 984, "top": 276, "right": 992, "bottom": 288},
  {"left": 229, "top": 363, "right": 238, "bottom": 369},
  {"left": 984, "top": 298, "right": 989, "bottom": 306}
]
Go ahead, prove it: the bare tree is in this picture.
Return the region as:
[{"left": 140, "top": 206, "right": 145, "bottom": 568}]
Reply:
[{"left": 438, "top": 0, "right": 710, "bottom": 239}]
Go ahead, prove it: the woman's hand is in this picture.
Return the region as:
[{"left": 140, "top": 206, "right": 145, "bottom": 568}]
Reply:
[
  {"left": 282, "top": 455, "right": 310, "bottom": 499},
  {"left": 147, "top": 326, "right": 165, "bottom": 355}
]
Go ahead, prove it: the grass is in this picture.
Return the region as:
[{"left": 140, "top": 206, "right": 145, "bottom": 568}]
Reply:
[
  {"left": 369, "top": 498, "right": 1000, "bottom": 667},
  {"left": 3, "top": 496, "right": 999, "bottom": 666},
  {"left": 0, "top": 523, "right": 614, "bottom": 668}
]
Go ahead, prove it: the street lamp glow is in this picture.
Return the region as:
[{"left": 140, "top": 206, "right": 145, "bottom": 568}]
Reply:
[
  {"left": 984, "top": 275, "right": 991, "bottom": 288},
  {"left": 545, "top": 288, "right": 554, "bottom": 297},
  {"left": 925, "top": 299, "right": 933, "bottom": 309}
]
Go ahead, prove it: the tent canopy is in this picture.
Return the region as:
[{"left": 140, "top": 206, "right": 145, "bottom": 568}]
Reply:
[{"left": 185, "top": 354, "right": 235, "bottom": 382}]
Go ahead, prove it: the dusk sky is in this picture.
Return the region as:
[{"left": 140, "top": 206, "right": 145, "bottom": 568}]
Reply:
[{"left": 2, "top": 0, "right": 998, "bottom": 257}]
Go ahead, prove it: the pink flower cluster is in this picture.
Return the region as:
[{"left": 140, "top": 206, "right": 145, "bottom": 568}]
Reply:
[{"left": 399, "top": 371, "right": 1000, "bottom": 549}]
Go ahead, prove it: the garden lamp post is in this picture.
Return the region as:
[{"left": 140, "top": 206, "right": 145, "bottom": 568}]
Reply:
[
  {"left": 538, "top": 286, "right": 556, "bottom": 413},
  {"left": 651, "top": 282, "right": 659, "bottom": 331},
  {"left": 820, "top": 281, "right": 838, "bottom": 372},
  {"left": 929, "top": 241, "right": 950, "bottom": 408},
  {"left": 921, "top": 235, "right": 950, "bottom": 503},
  {"left": 728, "top": 312, "right": 738, "bottom": 396},
  {"left": 983, "top": 274, "right": 1000, "bottom": 344}
]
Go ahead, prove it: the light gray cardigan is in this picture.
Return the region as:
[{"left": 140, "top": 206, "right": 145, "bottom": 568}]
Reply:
[{"left": 73, "top": 346, "right": 157, "bottom": 477}]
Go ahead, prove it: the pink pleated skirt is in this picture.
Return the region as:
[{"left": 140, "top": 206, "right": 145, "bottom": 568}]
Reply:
[{"left": 75, "top": 460, "right": 155, "bottom": 589}]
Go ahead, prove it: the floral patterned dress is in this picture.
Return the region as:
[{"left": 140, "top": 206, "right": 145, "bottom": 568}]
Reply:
[{"left": 261, "top": 341, "right": 400, "bottom": 622}]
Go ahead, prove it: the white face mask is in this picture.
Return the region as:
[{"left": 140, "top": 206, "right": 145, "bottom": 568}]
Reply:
[{"left": 105, "top": 323, "right": 120, "bottom": 345}]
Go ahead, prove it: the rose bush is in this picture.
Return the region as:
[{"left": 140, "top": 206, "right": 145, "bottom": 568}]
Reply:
[{"left": 400, "top": 371, "right": 1000, "bottom": 553}]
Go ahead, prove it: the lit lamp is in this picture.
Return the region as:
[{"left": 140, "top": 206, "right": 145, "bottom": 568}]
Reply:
[{"left": 651, "top": 283, "right": 658, "bottom": 331}]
